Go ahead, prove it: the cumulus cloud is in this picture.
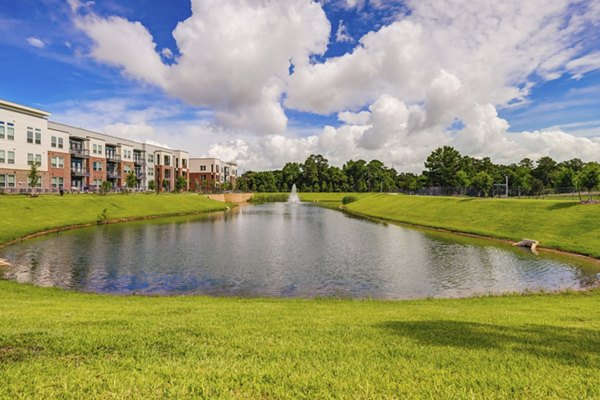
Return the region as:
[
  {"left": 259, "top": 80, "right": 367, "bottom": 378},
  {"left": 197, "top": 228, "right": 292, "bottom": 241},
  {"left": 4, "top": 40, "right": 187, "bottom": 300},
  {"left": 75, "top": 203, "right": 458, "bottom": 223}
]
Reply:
[
  {"left": 68, "top": 0, "right": 600, "bottom": 171},
  {"left": 26, "top": 37, "right": 45, "bottom": 48},
  {"left": 74, "top": 0, "right": 330, "bottom": 135},
  {"left": 335, "top": 20, "right": 354, "bottom": 42}
]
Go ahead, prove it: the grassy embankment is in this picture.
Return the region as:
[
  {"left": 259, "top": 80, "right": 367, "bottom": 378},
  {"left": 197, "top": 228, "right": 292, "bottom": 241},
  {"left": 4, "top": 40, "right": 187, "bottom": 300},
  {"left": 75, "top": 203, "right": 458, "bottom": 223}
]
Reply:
[
  {"left": 0, "top": 193, "right": 230, "bottom": 245},
  {"left": 1, "top": 193, "right": 600, "bottom": 398},
  {"left": 299, "top": 193, "right": 600, "bottom": 258}
]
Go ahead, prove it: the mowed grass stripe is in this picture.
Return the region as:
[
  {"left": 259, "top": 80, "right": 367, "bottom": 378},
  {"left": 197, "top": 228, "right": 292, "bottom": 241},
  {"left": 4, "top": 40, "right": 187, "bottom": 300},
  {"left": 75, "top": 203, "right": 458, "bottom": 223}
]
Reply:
[
  {"left": 336, "top": 194, "right": 600, "bottom": 258},
  {"left": 0, "top": 282, "right": 599, "bottom": 399},
  {"left": 0, "top": 193, "right": 229, "bottom": 245}
]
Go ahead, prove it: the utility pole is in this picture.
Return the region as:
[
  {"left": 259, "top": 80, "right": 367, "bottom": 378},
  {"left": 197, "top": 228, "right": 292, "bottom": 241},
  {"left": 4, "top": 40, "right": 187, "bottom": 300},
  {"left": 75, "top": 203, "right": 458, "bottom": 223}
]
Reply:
[{"left": 505, "top": 175, "right": 509, "bottom": 198}]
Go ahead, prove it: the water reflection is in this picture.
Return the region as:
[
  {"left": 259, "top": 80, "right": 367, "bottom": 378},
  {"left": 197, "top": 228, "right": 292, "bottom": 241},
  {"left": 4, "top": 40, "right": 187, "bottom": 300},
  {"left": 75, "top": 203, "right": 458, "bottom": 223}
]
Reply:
[{"left": 1, "top": 203, "right": 599, "bottom": 299}]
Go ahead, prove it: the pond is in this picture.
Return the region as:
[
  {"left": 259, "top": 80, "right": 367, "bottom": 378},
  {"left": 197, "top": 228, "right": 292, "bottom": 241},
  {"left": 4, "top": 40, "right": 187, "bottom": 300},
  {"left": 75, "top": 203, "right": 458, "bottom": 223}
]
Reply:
[{"left": 1, "top": 202, "right": 598, "bottom": 299}]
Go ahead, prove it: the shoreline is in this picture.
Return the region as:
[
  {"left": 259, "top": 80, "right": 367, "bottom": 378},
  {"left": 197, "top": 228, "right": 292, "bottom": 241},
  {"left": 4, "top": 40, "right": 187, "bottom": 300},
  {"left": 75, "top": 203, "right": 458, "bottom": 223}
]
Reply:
[
  {"left": 338, "top": 205, "right": 600, "bottom": 266},
  {"left": 0, "top": 207, "right": 231, "bottom": 249}
]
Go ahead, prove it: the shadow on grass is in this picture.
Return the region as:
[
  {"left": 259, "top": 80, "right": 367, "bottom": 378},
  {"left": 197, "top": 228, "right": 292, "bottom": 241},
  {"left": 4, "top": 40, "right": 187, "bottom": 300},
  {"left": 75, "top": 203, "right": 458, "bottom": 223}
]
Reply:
[
  {"left": 546, "top": 202, "right": 580, "bottom": 210},
  {"left": 378, "top": 320, "right": 600, "bottom": 366}
]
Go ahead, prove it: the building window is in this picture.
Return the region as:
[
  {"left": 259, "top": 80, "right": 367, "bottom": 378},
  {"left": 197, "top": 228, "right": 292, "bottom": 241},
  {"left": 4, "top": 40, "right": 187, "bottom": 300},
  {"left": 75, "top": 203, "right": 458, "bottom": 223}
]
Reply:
[
  {"left": 51, "top": 136, "right": 57, "bottom": 147},
  {"left": 51, "top": 157, "right": 64, "bottom": 168},
  {"left": 58, "top": 137, "right": 63, "bottom": 148},
  {"left": 200, "top": 165, "right": 206, "bottom": 171},
  {"left": 148, "top": 154, "right": 154, "bottom": 163},
  {"left": 28, "top": 153, "right": 42, "bottom": 166},
  {"left": 0, "top": 174, "right": 14, "bottom": 188},
  {"left": 0, "top": 150, "right": 4, "bottom": 164},
  {"left": 93, "top": 161, "right": 102, "bottom": 171},
  {"left": 164, "top": 155, "right": 171, "bottom": 166},
  {"left": 7, "top": 123, "right": 14, "bottom": 140},
  {"left": 164, "top": 169, "right": 171, "bottom": 179},
  {"left": 7, "top": 151, "right": 14, "bottom": 164},
  {"left": 51, "top": 177, "right": 64, "bottom": 188},
  {"left": 35, "top": 129, "right": 41, "bottom": 144},
  {"left": 98, "top": 145, "right": 102, "bottom": 154},
  {"left": 94, "top": 179, "right": 102, "bottom": 186},
  {"left": 148, "top": 169, "right": 154, "bottom": 177},
  {"left": 92, "top": 144, "right": 97, "bottom": 154},
  {"left": 27, "top": 128, "right": 34, "bottom": 143},
  {"left": 0, "top": 121, "right": 5, "bottom": 139}
]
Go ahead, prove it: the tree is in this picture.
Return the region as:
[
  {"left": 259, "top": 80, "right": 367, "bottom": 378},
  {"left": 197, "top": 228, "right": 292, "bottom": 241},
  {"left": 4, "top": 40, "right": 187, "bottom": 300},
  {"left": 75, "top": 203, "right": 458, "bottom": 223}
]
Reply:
[
  {"left": 343, "top": 159, "right": 368, "bottom": 192},
  {"left": 125, "top": 171, "right": 138, "bottom": 193},
  {"left": 471, "top": 171, "right": 493, "bottom": 197},
  {"left": 554, "top": 167, "right": 576, "bottom": 190},
  {"left": 424, "top": 146, "right": 463, "bottom": 187},
  {"left": 576, "top": 162, "right": 600, "bottom": 201},
  {"left": 175, "top": 176, "right": 187, "bottom": 193},
  {"left": 100, "top": 181, "right": 112, "bottom": 195},
  {"left": 28, "top": 161, "right": 40, "bottom": 197},
  {"left": 148, "top": 179, "right": 157, "bottom": 192},
  {"left": 455, "top": 170, "right": 471, "bottom": 194},
  {"left": 281, "top": 162, "right": 302, "bottom": 191},
  {"left": 533, "top": 156, "right": 558, "bottom": 189}
]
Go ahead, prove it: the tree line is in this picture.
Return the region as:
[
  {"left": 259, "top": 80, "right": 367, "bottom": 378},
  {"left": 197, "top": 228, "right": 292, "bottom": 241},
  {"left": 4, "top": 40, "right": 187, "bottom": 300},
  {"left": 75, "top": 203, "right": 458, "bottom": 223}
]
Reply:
[{"left": 236, "top": 147, "right": 600, "bottom": 198}]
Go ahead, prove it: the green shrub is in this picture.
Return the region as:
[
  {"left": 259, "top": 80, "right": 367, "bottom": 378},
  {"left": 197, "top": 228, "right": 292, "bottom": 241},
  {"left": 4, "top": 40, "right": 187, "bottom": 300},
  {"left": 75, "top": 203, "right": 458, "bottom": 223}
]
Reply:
[{"left": 342, "top": 196, "right": 358, "bottom": 205}]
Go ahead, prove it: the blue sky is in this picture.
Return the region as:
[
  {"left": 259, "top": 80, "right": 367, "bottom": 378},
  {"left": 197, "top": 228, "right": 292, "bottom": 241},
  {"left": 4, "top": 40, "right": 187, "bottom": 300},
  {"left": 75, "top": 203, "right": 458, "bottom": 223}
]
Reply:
[{"left": 1, "top": 0, "right": 600, "bottom": 170}]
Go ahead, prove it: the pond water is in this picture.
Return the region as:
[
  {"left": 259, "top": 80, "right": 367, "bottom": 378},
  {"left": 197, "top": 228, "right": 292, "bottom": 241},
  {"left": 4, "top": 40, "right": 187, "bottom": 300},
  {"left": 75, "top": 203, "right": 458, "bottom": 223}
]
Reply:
[{"left": 1, "top": 202, "right": 598, "bottom": 299}]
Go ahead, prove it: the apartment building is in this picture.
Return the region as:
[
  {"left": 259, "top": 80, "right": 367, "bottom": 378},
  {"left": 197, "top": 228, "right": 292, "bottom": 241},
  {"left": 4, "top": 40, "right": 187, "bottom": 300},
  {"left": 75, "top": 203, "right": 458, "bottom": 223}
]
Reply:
[
  {"left": 0, "top": 99, "right": 190, "bottom": 193},
  {"left": 189, "top": 158, "right": 238, "bottom": 192}
]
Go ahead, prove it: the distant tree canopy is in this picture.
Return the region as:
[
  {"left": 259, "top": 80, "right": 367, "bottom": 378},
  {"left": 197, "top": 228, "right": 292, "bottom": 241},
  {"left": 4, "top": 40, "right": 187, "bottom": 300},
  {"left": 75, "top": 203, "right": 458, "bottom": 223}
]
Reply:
[{"left": 235, "top": 148, "right": 600, "bottom": 196}]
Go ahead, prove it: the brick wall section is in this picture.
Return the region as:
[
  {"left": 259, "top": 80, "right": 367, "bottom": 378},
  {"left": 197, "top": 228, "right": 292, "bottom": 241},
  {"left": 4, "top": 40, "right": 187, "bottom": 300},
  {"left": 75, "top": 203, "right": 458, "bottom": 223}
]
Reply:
[
  {"left": 47, "top": 151, "right": 71, "bottom": 190},
  {"left": 120, "top": 161, "right": 134, "bottom": 187},
  {"left": 0, "top": 168, "right": 49, "bottom": 192},
  {"left": 88, "top": 157, "right": 105, "bottom": 185}
]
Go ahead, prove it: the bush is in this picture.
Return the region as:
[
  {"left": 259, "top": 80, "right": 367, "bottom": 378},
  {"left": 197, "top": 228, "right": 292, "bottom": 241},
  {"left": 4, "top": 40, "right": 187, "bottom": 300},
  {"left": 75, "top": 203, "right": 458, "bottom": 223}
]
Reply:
[{"left": 342, "top": 196, "right": 358, "bottom": 205}]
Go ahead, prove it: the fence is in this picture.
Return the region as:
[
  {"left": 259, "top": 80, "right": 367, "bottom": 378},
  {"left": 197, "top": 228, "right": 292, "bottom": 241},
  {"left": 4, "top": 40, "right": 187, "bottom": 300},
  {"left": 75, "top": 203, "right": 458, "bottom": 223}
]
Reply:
[{"left": 400, "top": 186, "right": 597, "bottom": 200}]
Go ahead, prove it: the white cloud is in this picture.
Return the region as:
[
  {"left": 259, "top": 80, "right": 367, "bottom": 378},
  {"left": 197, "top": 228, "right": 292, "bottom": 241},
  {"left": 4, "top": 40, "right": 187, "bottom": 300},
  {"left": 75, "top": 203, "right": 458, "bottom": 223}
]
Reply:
[
  {"left": 335, "top": 20, "right": 354, "bottom": 43},
  {"left": 67, "top": 0, "right": 600, "bottom": 171},
  {"left": 74, "top": 0, "right": 330, "bottom": 135},
  {"left": 26, "top": 37, "right": 45, "bottom": 48},
  {"left": 566, "top": 52, "right": 600, "bottom": 79},
  {"left": 160, "top": 48, "right": 173, "bottom": 59},
  {"left": 75, "top": 15, "right": 169, "bottom": 86}
]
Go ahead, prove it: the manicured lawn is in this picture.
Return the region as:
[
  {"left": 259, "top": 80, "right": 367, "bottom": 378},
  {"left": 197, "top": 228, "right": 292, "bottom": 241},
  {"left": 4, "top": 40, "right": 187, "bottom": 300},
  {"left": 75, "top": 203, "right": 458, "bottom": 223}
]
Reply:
[
  {"left": 0, "top": 193, "right": 229, "bottom": 245},
  {"left": 1, "top": 281, "right": 599, "bottom": 399},
  {"left": 1, "top": 192, "right": 600, "bottom": 398},
  {"left": 332, "top": 194, "right": 600, "bottom": 258}
]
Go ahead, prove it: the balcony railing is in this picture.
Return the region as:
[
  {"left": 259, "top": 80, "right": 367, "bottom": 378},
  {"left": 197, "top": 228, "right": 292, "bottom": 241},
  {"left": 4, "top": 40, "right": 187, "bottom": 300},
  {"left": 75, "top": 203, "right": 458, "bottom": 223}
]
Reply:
[
  {"left": 133, "top": 156, "right": 144, "bottom": 165},
  {"left": 106, "top": 153, "right": 122, "bottom": 162},
  {"left": 71, "top": 167, "right": 89, "bottom": 177},
  {"left": 136, "top": 172, "right": 145, "bottom": 180},
  {"left": 107, "top": 171, "right": 120, "bottom": 179},
  {"left": 70, "top": 148, "right": 90, "bottom": 158}
]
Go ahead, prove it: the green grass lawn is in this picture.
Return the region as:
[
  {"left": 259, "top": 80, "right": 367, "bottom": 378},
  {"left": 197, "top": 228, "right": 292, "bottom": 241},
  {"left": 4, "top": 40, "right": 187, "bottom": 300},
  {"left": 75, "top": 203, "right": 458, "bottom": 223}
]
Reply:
[
  {"left": 0, "top": 193, "right": 229, "bottom": 245},
  {"left": 323, "top": 194, "right": 600, "bottom": 258},
  {"left": 1, "top": 282, "right": 599, "bottom": 399},
  {"left": 1, "top": 193, "right": 600, "bottom": 398}
]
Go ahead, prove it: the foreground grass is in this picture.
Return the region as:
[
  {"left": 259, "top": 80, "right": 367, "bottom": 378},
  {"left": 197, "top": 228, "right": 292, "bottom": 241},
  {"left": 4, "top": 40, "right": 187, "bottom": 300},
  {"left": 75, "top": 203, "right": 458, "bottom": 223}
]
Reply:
[
  {"left": 1, "top": 281, "right": 599, "bottom": 399},
  {"left": 311, "top": 194, "right": 600, "bottom": 258},
  {"left": 0, "top": 193, "right": 229, "bottom": 245}
]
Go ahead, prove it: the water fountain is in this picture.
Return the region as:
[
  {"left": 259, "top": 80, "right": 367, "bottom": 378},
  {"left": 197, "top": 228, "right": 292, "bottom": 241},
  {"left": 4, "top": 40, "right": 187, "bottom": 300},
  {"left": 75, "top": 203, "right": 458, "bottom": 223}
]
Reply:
[{"left": 288, "top": 183, "right": 300, "bottom": 203}]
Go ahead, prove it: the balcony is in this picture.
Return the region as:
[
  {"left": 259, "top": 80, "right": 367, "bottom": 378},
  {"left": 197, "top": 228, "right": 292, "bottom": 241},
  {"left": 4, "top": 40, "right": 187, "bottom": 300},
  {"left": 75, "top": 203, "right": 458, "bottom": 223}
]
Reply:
[
  {"left": 136, "top": 172, "right": 146, "bottom": 180},
  {"left": 106, "top": 153, "right": 122, "bottom": 162},
  {"left": 71, "top": 167, "right": 89, "bottom": 177},
  {"left": 107, "top": 171, "right": 120, "bottom": 179},
  {"left": 70, "top": 148, "right": 90, "bottom": 158}
]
